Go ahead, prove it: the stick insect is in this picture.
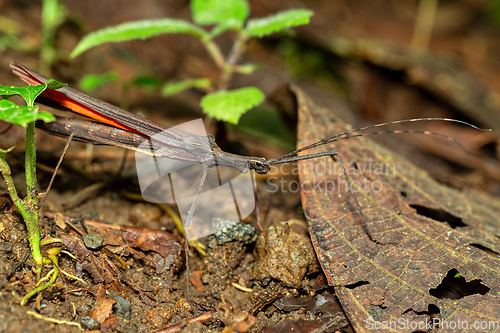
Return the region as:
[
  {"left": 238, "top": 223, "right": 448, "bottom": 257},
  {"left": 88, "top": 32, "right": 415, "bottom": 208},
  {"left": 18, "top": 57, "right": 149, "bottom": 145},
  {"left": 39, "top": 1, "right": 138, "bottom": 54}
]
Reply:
[{"left": 9, "top": 62, "right": 489, "bottom": 294}]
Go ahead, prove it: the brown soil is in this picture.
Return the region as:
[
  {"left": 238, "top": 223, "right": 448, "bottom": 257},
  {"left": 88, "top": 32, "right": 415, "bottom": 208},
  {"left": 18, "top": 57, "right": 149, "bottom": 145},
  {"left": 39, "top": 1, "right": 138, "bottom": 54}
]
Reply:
[{"left": 1, "top": 0, "right": 499, "bottom": 332}]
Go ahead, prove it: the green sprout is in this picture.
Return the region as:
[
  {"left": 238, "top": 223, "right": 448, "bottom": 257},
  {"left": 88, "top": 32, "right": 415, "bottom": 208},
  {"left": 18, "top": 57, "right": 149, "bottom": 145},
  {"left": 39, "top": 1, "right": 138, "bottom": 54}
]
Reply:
[
  {"left": 0, "top": 79, "right": 71, "bottom": 305},
  {"left": 40, "top": 0, "right": 67, "bottom": 71},
  {"left": 70, "top": 0, "right": 313, "bottom": 124}
]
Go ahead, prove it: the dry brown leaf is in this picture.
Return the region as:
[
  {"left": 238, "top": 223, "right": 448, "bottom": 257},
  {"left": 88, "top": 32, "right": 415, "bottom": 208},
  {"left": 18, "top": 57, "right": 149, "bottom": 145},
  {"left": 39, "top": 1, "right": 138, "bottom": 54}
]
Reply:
[
  {"left": 88, "top": 294, "right": 116, "bottom": 324},
  {"left": 190, "top": 270, "right": 205, "bottom": 292},
  {"left": 289, "top": 85, "right": 500, "bottom": 332},
  {"left": 223, "top": 313, "right": 255, "bottom": 333},
  {"left": 261, "top": 294, "right": 349, "bottom": 333},
  {"left": 47, "top": 212, "right": 185, "bottom": 275},
  {"left": 62, "top": 234, "right": 122, "bottom": 285},
  {"left": 120, "top": 225, "right": 184, "bottom": 274}
]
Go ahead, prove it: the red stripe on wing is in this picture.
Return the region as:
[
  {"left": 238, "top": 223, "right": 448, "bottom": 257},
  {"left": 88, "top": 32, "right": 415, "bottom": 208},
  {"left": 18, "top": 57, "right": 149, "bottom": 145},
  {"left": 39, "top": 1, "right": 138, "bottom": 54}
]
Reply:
[
  {"left": 40, "top": 88, "right": 139, "bottom": 134},
  {"left": 10, "top": 62, "right": 139, "bottom": 134}
]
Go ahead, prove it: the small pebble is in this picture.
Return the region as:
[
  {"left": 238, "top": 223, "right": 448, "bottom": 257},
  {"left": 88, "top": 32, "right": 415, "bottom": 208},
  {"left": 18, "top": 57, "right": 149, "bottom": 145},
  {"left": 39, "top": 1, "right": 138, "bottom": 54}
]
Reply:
[
  {"left": 208, "top": 218, "right": 257, "bottom": 247},
  {"left": 82, "top": 233, "right": 104, "bottom": 249},
  {"left": 81, "top": 316, "right": 100, "bottom": 330},
  {"left": 111, "top": 295, "right": 131, "bottom": 320}
]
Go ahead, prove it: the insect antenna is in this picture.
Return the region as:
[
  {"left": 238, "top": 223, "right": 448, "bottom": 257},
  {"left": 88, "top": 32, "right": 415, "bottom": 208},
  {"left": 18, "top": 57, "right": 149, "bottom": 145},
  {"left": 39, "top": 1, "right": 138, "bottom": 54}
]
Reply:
[
  {"left": 265, "top": 118, "right": 491, "bottom": 244},
  {"left": 268, "top": 118, "right": 490, "bottom": 164}
]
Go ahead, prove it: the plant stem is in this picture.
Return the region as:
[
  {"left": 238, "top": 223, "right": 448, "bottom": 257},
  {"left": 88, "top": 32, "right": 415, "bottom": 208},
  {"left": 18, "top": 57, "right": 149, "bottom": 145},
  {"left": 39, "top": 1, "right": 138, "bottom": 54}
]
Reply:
[
  {"left": 218, "top": 34, "right": 248, "bottom": 90},
  {"left": 203, "top": 39, "right": 226, "bottom": 70},
  {"left": 24, "top": 122, "right": 43, "bottom": 267},
  {"left": 25, "top": 122, "right": 37, "bottom": 205},
  {"left": 40, "top": 238, "right": 63, "bottom": 246},
  {"left": 227, "top": 34, "right": 248, "bottom": 67},
  {"left": 20, "top": 256, "right": 59, "bottom": 306},
  {"left": 0, "top": 151, "right": 43, "bottom": 267},
  {"left": 0, "top": 152, "right": 24, "bottom": 213}
]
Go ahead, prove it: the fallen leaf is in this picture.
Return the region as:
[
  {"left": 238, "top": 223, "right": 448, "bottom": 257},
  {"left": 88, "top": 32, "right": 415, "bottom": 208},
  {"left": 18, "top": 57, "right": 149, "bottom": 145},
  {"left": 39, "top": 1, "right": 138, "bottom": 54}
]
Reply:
[
  {"left": 223, "top": 313, "right": 255, "bottom": 333},
  {"left": 288, "top": 85, "right": 500, "bottom": 332},
  {"left": 101, "top": 314, "right": 120, "bottom": 333},
  {"left": 121, "top": 226, "right": 184, "bottom": 274},
  {"left": 190, "top": 270, "right": 205, "bottom": 292},
  {"left": 62, "top": 235, "right": 122, "bottom": 285},
  {"left": 88, "top": 294, "right": 116, "bottom": 324},
  {"left": 260, "top": 294, "right": 349, "bottom": 333},
  {"left": 46, "top": 212, "right": 185, "bottom": 275}
]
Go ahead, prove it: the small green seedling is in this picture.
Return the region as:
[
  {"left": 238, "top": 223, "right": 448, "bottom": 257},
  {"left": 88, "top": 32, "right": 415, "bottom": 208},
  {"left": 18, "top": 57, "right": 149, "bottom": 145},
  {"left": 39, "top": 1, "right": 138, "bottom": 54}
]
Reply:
[
  {"left": 40, "top": 0, "right": 67, "bottom": 71},
  {"left": 70, "top": 0, "right": 313, "bottom": 124},
  {"left": 0, "top": 80, "right": 81, "bottom": 305}
]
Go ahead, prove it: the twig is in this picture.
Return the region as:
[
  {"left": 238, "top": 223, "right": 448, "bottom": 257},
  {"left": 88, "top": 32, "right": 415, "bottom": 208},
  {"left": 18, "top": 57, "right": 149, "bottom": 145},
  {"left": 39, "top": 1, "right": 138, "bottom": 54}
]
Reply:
[{"left": 27, "top": 310, "right": 83, "bottom": 331}]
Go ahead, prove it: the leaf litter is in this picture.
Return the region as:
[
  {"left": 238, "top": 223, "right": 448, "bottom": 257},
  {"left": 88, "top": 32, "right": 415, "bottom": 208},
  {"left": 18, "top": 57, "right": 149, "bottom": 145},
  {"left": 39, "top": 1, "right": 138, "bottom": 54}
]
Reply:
[
  {"left": 3, "top": 86, "right": 498, "bottom": 331},
  {"left": 285, "top": 84, "right": 500, "bottom": 332},
  {"left": 2, "top": 1, "right": 500, "bottom": 332}
]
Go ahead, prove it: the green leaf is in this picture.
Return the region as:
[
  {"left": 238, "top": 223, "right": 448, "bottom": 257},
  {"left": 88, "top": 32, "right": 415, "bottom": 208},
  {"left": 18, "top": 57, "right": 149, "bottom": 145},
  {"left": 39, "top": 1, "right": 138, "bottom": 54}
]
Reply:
[
  {"left": 45, "top": 79, "right": 67, "bottom": 90},
  {"left": 201, "top": 87, "right": 264, "bottom": 124},
  {"left": 0, "top": 80, "right": 66, "bottom": 106},
  {"left": 131, "top": 75, "right": 163, "bottom": 94},
  {"left": 191, "top": 0, "right": 248, "bottom": 27},
  {"left": 132, "top": 76, "right": 160, "bottom": 87},
  {"left": 41, "top": 0, "right": 67, "bottom": 65},
  {"left": 0, "top": 100, "right": 55, "bottom": 127},
  {"left": 71, "top": 19, "right": 207, "bottom": 58},
  {"left": 162, "top": 78, "right": 211, "bottom": 96},
  {"left": 0, "top": 85, "right": 47, "bottom": 106},
  {"left": 245, "top": 9, "right": 313, "bottom": 38},
  {"left": 234, "top": 63, "right": 261, "bottom": 74},
  {"left": 132, "top": 76, "right": 163, "bottom": 89},
  {"left": 0, "top": 146, "right": 15, "bottom": 157},
  {"left": 79, "top": 71, "right": 118, "bottom": 92},
  {"left": 41, "top": 0, "right": 66, "bottom": 32}
]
